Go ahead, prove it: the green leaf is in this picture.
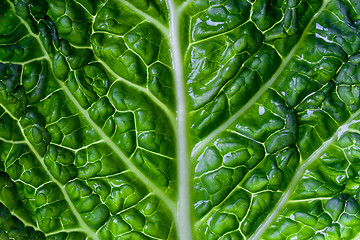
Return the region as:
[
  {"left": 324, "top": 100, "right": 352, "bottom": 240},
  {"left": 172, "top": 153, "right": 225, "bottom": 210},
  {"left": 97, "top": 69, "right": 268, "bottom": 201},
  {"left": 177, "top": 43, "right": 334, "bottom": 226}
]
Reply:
[{"left": 1, "top": 0, "right": 360, "bottom": 239}]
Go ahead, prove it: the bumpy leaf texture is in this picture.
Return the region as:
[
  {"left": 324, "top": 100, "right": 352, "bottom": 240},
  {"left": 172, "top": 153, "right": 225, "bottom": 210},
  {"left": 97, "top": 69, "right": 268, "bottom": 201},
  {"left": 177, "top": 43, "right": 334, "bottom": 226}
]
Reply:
[{"left": 1, "top": 0, "right": 360, "bottom": 239}]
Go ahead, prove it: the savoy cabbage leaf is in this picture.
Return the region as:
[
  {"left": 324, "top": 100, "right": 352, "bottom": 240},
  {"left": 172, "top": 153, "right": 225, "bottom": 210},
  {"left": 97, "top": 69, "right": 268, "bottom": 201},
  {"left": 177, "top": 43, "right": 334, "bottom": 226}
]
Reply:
[{"left": 1, "top": 0, "right": 360, "bottom": 239}]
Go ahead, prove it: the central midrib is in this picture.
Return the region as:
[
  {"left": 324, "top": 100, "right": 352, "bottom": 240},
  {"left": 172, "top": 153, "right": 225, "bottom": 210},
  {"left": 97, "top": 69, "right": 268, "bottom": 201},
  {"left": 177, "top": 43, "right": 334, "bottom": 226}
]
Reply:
[{"left": 167, "top": 0, "right": 194, "bottom": 240}]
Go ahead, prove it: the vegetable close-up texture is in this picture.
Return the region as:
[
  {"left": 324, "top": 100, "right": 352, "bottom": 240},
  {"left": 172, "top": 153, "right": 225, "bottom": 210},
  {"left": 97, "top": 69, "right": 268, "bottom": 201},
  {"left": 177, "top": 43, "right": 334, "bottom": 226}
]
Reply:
[{"left": 1, "top": 0, "right": 360, "bottom": 239}]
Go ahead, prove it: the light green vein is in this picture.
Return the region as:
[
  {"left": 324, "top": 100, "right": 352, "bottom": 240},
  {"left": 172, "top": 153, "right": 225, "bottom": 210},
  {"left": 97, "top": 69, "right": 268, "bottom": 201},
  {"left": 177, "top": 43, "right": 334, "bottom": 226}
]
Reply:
[
  {"left": 249, "top": 103, "right": 360, "bottom": 240},
  {"left": 0, "top": 136, "right": 26, "bottom": 144},
  {"left": 95, "top": 57, "right": 176, "bottom": 128},
  {"left": 115, "top": 0, "right": 169, "bottom": 37},
  {"left": 288, "top": 197, "right": 332, "bottom": 203},
  {"left": 0, "top": 200, "right": 41, "bottom": 232},
  {"left": 57, "top": 80, "right": 177, "bottom": 214},
  {"left": 191, "top": 0, "right": 331, "bottom": 160},
  {"left": 0, "top": 57, "right": 48, "bottom": 65},
  {"left": 44, "top": 228, "right": 96, "bottom": 237}
]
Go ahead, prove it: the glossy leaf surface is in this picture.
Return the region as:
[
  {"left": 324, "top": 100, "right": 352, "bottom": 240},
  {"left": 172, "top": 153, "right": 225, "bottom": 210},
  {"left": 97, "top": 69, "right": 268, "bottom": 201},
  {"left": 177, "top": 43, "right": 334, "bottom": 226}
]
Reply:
[{"left": 1, "top": 0, "right": 360, "bottom": 239}]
